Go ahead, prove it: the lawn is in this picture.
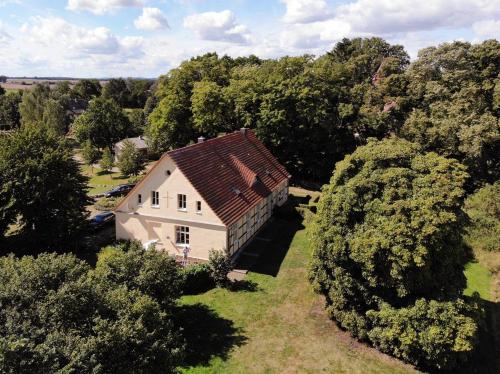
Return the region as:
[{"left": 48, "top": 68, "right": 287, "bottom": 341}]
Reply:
[
  {"left": 464, "top": 262, "right": 492, "bottom": 300},
  {"left": 179, "top": 217, "right": 416, "bottom": 374},
  {"left": 81, "top": 165, "right": 129, "bottom": 195}
]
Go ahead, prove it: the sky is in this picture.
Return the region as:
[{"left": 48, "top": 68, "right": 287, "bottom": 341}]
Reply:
[{"left": 0, "top": 0, "right": 498, "bottom": 78}]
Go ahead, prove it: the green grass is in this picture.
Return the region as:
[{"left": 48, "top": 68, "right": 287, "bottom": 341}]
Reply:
[
  {"left": 81, "top": 165, "right": 129, "bottom": 195},
  {"left": 464, "top": 262, "right": 492, "bottom": 301},
  {"left": 178, "top": 218, "right": 416, "bottom": 374}
]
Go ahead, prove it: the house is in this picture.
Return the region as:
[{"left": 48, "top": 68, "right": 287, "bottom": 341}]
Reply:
[
  {"left": 115, "top": 129, "right": 291, "bottom": 262},
  {"left": 114, "top": 136, "right": 149, "bottom": 160}
]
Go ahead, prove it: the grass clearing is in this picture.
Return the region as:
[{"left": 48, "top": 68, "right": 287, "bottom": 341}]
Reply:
[
  {"left": 179, "top": 217, "right": 416, "bottom": 374},
  {"left": 464, "top": 262, "right": 492, "bottom": 300},
  {"left": 81, "top": 165, "right": 129, "bottom": 195}
]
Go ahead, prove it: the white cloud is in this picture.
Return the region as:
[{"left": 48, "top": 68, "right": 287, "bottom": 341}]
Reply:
[
  {"left": 335, "top": 0, "right": 500, "bottom": 34},
  {"left": 472, "top": 19, "right": 500, "bottom": 38},
  {"left": 67, "top": 0, "right": 144, "bottom": 15},
  {"left": 281, "top": 0, "right": 332, "bottom": 24},
  {"left": 134, "top": 7, "right": 169, "bottom": 30},
  {"left": 0, "top": 21, "right": 12, "bottom": 43},
  {"left": 21, "top": 16, "right": 143, "bottom": 57},
  {"left": 280, "top": 19, "right": 351, "bottom": 49},
  {"left": 183, "top": 10, "right": 251, "bottom": 44}
]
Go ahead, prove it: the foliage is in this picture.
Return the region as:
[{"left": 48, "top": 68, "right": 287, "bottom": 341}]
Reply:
[
  {"left": 181, "top": 263, "right": 214, "bottom": 294},
  {"left": 464, "top": 182, "right": 500, "bottom": 251},
  {"left": 102, "top": 78, "right": 129, "bottom": 107},
  {"left": 127, "top": 108, "right": 147, "bottom": 135},
  {"left": 191, "top": 80, "right": 230, "bottom": 137},
  {"left": 71, "top": 79, "right": 101, "bottom": 101},
  {"left": 0, "top": 91, "right": 22, "bottom": 131},
  {"left": 72, "top": 97, "right": 130, "bottom": 150},
  {"left": 128, "top": 173, "right": 145, "bottom": 184},
  {"left": 81, "top": 139, "right": 101, "bottom": 170},
  {"left": 19, "top": 83, "right": 50, "bottom": 125},
  {"left": 42, "top": 98, "right": 70, "bottom": 135},
  {"left": 117, "top": 139, "right": 145, "bottom": 176},
  {"left": 0, "top": 125, "right": 89, "bottom": 246},
  {"left": 95, "top": 240, "right": 184, "bottom": 309},
  {"left": 100, "top": 147, "right": 114, "bottom": 173},
  {"left": 367, "top": 298, "right": 481, "bottom": 370},
  {"left": 400, "top": 40, "right": 500, "bottom": 185},
  {"left": 208, "top": 250, "right": 233, "bottom": 287},
  {"left": 309, "top": 137, "right": 481, "bottom": 370},
  {"left": 95, "top": 196, "right": 120, "bottom": 211},
  {"left": 0, "top": 252, "right": 184, "bottom": 373},
  {"left": 0, "top": 85, "right": 4, "bottom": 96}
]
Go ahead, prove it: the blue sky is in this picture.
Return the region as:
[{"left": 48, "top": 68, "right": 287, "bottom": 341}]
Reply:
[{"left": 0, "top": 0, "right": 498, "bottom": 77}]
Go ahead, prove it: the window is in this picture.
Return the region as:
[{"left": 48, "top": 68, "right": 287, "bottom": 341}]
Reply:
[
  {"left": 196, "top": 201, "right": 202, "bottom": 213},
  {"left": 137, "top": 194, "right": 142, "bottom": 205},
  {"left": 151, "top": 191, "right": 159, "bottom": 207},
  {"left": 175, "top": 226, "right": 189, "bottom": 245},
  {"left": 178, "top": 194, "right": 187, "bottom": 210}
]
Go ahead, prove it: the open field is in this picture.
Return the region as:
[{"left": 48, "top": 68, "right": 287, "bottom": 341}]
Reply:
[{"left": 1, "top": 78, "right": 109, "bottom": 91}]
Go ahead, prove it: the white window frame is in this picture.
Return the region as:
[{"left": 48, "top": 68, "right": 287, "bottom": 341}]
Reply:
[
  {"left": 175, "top": 226, "right": 190, "bottom": 246},
  {"left": 177, "top": 194, "right": 187, "bottom": 211},
  {"left": 151, "top": 191, "right": 159, "bottom": 207}
]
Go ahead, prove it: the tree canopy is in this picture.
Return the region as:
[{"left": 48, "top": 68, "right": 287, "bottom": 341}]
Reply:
[
  {"left": 0, "top": 124, "right": 89, "bottom": 246},
  {"left": 309, "top": 137, "right": 481, "bottom": 370},
  {"left": 0, "top": 246, "right": 184, "bottom": 373},
  {"left": 72, "top": 97, "right": 130, "bottom": 150}
]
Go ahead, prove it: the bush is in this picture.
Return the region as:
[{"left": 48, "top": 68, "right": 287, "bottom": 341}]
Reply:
[
  {"left": 181, "top": 263, "right": 214, "bottom": 294},
  {"left": 208, "top": 250, "right": 232, "bottom": 287},
  {"left": 95, "top": 196, "right": 120, "bottom": 211},
  {"left": 0, "top": 252, "right": 184, "bottom": 373},
  {"left": 367, "top": 298, "right": 482, "bottom": 370}
]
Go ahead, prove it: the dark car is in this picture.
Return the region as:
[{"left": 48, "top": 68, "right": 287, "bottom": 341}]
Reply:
[
  {"left": 103, "top": 184, "right": 135, "bottom": 198},
  {"left": 89, "top": 211, "right": 115, "bottom": 230}
]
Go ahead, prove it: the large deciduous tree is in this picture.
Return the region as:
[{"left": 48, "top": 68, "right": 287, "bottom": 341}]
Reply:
[
  {"left": 0, "top": 124, "right": 89, "bottom": 246},
  {"left": 72, "top": 97, "right": 130, "bottom": 151},
  {"left": 71, "top": 79, "right": 102, "bottom": 101},
  {"left": 309, "top": 137, "right": 481, "bottom": 370},
  {"left": 0, "top": 91, "right": 22, "bottom": 131},
  {"left": 19, "top": 83, "right": 50, "bottom": 125},
  {"left": 117, "top": 139, "right": 144, "bottom": 176}
]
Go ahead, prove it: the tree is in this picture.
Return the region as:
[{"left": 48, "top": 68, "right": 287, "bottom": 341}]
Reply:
[
  {"left": 191, "top": 81, "right": 230, "bottom": 137},
  {"left": 19, "top": 83, "right": 50, "bottom": 124},
  {"left": 100, "top": 147, "right": 114, "bottom": 173},
  {"left": 50, "top": 80, "right": 72, "bottom": 100},
  {"left": 0, "top": 91, "right": 22, "bottom": 131},
  {"left": 71, "top": 79, "right": 101, "bottom": 101},
  {"left": 81, "top": 139, "right": 101, "bottom": 173},
  {"left": 208, "top": 249, "right": 232, "bottom": 287},
  {"left": 42, "top": 98, "right": 70, "bottom": 135},
  {"left": 126, "top": 78, "right": 153, "bottom": 108},
  {"left": 102, "top": 78, "right": 129, "bottom": 107},
  {"left": 72, "top": 97, "right": 130, "bottom": 151},
  {"left": 309, "top": 137, "right": 481, "bottom": 370},
  {"left": 0, "top": 124, "right": 90, "bottom": 246},
  {"left": 117, "top": 140, "right": 144, "bottom": 176},
  {"left": 0, "top": 251, "right": 184, "bottom": 373},
  {"left": 0, "top": 75, "right": 7, "bottom": 83},
  {"left": 0, "top": 85, "right": 4, "bottom": 96}
]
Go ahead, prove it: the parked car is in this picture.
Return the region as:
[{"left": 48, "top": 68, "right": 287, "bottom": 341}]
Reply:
[
  {"left": 103, "top": 184, "right": 135, "bottom": 198},
  {"left": 89, "top": 211, "right": 115, "bottom": 230}
]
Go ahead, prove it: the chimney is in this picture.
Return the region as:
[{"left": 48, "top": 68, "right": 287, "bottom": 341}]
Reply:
[
  {"left": 240, "top": 128, "right": 248, "bottom": 135},
  {"left": 197, "top": 136, "right": 206, "bottom": 143}
]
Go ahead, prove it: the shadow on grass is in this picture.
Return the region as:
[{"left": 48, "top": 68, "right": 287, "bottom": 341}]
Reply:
[
  {"left": 229, "top": 279, "right": 260, "bottom": 292},
  {"left": 458, "top": 298, "right": 500, "bottom": 374},
  {"left": 246, "top": 217, "right": 304, "bottom": 277},
  {"left": 174, "top": 303, "right": 247, "bottom": 367}
]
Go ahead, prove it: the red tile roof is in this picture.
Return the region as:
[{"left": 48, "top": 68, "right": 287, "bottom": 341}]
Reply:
[{"left": 168, "top": 129, "right": 290, "bottom": 226}]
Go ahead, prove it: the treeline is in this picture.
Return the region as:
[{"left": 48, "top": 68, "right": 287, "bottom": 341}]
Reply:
[
  {"left": 145, "top": 38, "right": 499, "bottom": 186},
  {"left": 0, "top": 77, "right": 153, "bottom": 133}
]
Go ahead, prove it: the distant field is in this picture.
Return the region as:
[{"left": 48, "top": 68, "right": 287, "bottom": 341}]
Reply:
[{"left": 1, "top": 78, "right": 108, "bottom": 91}]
